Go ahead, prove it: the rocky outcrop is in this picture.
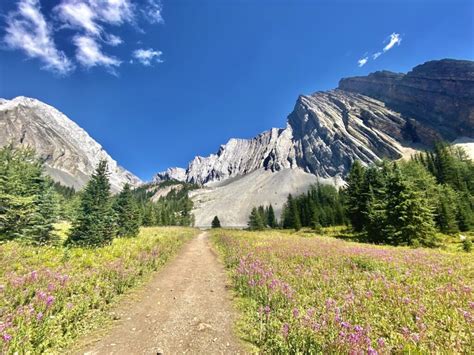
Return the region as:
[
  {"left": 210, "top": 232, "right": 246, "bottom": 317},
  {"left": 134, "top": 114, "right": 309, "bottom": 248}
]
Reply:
[
  {"left": 0, "top": 96, "right": 142, "bottom": 192},
  {"left": 339, "top": 59, "right": 474, "bottom": 139},
  {"left": 158, "top": 59, "right": 472, "bottom": 188},
  {"left": 153, "top": 167, "right": 187, "bottom": 183}
]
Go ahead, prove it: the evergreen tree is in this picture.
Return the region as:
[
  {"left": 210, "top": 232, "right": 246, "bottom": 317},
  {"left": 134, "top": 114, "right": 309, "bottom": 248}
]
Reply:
[
  {"left": 435, "top": 185, "right": 459, "bottom": 234},
  {"left": 248, "top": 207, "right": 265, "bottom": 230},
  {"left": 211, "top": 215, "right": 221, "bottom": 228},
  {"left": 266, "top": 204, "right": 277, "bottom": 228},
  {"left": 346, "top": 160, "right": 366, "bottom": 232},
  {"left": 0, "top": 145, "right": 58, "bottom": 243},
  {"left": 282, "top": 194, "right": 301, "bottom": 231},
  {"left": 383, "top": 165, "right": 436, "bottom": 246},
  {"left": 67, "top": 161, "right": 116, "bottom": 247},
  {"left": 114, "top": 183, "right": 140, "bottom": 237},
  {"left": 28, "top": 179, "right": 59, "bottom": 245}
]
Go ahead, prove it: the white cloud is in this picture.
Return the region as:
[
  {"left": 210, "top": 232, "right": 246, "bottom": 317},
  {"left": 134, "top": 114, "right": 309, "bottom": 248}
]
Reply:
[
  {"left": 372, "top": 52, "right": 382, "bottom": 60},
  {"left": 143, "top": 0, "right": 164, "bottom": 24},
  {"left": 383, "top": 33, "right": 402, "bottom": 52},
  {"left": 132, "top": 48, "right": 163, "bottom": 66},
  {"left": 55, "top": 0, "right": 101, "bottom": 36},
  {"left": 74, "top": 35, "right": 121, "bottom": 70},
  {"left": 105, "top": 33, "right": 123, "bottom": 46},
  {"left": 89, "top": 0, "right": 134, "bottom": 25},
  {"left": 3, "top": 0, "right": 74, "bottom": 75},
  {"left": 357, "top": 56, "right": 368, "bottom": 67}
]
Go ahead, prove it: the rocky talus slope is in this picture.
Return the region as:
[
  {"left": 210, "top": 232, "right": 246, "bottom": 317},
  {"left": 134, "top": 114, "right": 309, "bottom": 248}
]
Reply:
[{"left": 0, "top": 97, "right": 141, "bottom": 192}]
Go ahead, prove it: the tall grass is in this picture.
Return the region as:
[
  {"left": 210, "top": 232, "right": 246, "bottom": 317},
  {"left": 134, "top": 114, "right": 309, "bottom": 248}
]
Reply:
[
  {"left": 213, "top": 229, "right": 474, "bottom": 353},
  {"left": 0, "top": 227, "right": 197, "bottom": 353}
]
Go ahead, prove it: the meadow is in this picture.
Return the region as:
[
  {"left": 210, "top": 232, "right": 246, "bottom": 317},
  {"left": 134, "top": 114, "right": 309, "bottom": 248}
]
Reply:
[
  {"left": 212, "top": 229, "right": 474, "bottom": 353},
  {"left": 0, "top": 226, "right": 197, "bottom": 353}
]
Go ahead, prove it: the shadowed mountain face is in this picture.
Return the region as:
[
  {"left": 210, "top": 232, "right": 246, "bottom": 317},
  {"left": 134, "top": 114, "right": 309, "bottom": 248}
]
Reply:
[
  {"left": 0, "top": 97, "right": 142, "bottom": 192},
  {"left": 338, "top": 59, "right": 474, "bottom": 139}
]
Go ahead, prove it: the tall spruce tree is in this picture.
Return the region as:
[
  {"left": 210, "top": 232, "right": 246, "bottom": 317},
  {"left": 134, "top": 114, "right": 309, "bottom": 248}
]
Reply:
[
  {"left": 248, "top": 207, "right": 265, "bottom": 230},
  {"left": 114, "top": 183, "right": 140, "bottom": 237},
  {"left": 0, "top": 145, "right": 58, "bottom": 243},
  {"left": 282, "top": 194, "right": 301, "bottom": 231},
  {"left": 67, "top": 160, "right": 116, "bottom": 247},
  {"left": 266, "top": 204, "right": 277, "bottom": 228},
  {"left": 346, "top": 160, "right": 366, "bottom": 232},
  {"left": 383, "top": 165, "right": 436, "bottom": 246}
]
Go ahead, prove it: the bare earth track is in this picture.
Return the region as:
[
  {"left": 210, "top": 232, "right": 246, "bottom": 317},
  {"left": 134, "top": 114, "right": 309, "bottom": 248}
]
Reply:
[{"left": 77, "top": 232, "right": 245, "bottom": 354}]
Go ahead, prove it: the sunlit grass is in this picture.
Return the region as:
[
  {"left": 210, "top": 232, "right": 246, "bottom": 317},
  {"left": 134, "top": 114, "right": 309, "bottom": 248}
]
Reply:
[
  {"left": 212, "top": 229, "right": 474, "bottom": 353},
  {"left": 0, "top": 227, "right": 198, "bottom": 353}
]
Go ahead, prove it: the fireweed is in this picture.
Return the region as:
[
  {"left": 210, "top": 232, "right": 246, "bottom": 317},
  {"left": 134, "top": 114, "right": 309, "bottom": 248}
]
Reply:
[
  {"left": 0, "top": 227, "right": 196, "bottom": 353},
  {"left": 212, "top": 230, "right": 474, "bottom": 354}
]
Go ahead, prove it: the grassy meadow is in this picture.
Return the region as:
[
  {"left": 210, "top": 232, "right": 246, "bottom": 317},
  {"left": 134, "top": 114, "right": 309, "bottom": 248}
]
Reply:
[
  {"left": 212, "top": 228, "right": 474, "bottom": 353},
  {"left": 0, "top": 225, "right": 197, "bottom": 353}
]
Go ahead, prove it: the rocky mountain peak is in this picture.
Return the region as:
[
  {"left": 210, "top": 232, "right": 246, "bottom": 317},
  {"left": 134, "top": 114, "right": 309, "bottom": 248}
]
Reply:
[{"left": 0, "top": 96, "right": 142, "bottom": 192}]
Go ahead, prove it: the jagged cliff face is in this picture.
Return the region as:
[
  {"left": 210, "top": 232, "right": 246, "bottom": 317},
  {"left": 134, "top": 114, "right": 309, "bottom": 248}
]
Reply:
[
  {"left": 0, "top": 97, "right": 142, "bottom": 192},
  {"left": 288, "top": 90, "right": 412, "bottom": 177},
  {"left": 156, "top": 59, "right": 473, "bottom": 187},
  {"left": 339, "top": 59, "right": 474, "bottom": 139},
  {"left": 155, "top": 90, "right": 418, "bottom": 184}
]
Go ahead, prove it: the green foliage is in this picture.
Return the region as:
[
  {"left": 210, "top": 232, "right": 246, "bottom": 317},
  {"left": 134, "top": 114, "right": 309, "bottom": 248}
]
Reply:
[
  {"left": 462, "top": 237, "right": 472, "bottom": 252},
  {"left": 134, "top": 182, "right": 196, "bottom": 227},
  {"left": 266, "top": 204, "right": 277, "bottom": 228},
  {"left": 281, "top": 185, "right": 345, "bottom": 231},
  {"left": 113, "top": 183, "right": 140, "bottom": 237},
  {"left": 67, "top": 161, "right": 115, "bottom": 247},
  {"left": 211, "top": 215, "right": 221, "bottom": 228},
  {"left": 0, "top": 227, "right": 197, "bottom": 352},
  {"left": 282, "top": 194, "right": 301, "bottom": 230},
  {"left": 248, "top": 207, "right": 265, "bottom": 230},
  {"left": 213, "top": 229, "right": 474, "bottom": 353},
  {"left": 0, "top": 145, "right": 58, "bottom": 244}
]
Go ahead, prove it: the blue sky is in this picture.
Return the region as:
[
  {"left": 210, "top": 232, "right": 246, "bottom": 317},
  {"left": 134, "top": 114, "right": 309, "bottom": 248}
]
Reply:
[{"left": 0, "top": 0, "right": 473, "bottom": 180}]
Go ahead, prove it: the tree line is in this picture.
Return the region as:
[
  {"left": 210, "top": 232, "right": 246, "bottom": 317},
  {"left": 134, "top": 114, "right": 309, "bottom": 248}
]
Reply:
[
  {"left": 245, "top": 143, "right": 473, "bottom": 247},
  {"left": 0, "top": 145, "right": 195, "bottom": 247}
]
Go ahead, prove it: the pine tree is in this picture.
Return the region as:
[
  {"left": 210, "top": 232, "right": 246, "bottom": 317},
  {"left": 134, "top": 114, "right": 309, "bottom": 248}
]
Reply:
[
  {"left": 384, "top": 165, "right": 436, "bottom": 246},
  {"left": 282, "top": 194, "right": 301, "bottom": 231},
  {"left": 346, "top": 160, "right": 366, "bottom": 232},
  {"left": 266, "top": 204, "right": 277, "bottom": 228},
  {"left": 114, "top": 183, "right": 140, "bottom": 237},
  {"left": 67, "top": 161, "right": 116, "bottom": 247},
  {"left": 211, "top": 215, "right": 221, "bottom": 228},
  {"left": 27, "top": 179, "right": 59, "bottom": 245},
  {"left": 435, "top": 185, "right": 459, "bottom": 234},
  {"left": 0, "top": 145, "right": 58, "bottom": 243},
  {"left": 248, "top": 207, "right": 265, "bottom": 230}
]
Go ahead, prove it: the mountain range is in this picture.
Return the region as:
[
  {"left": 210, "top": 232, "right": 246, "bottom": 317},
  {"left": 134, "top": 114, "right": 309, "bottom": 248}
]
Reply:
[{"left": 1, "top": 59, "right": 473, "bottom": 226}]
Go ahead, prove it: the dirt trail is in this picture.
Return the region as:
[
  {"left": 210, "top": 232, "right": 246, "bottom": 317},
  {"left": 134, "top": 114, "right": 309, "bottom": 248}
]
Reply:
[{"left": 77, "top": 232, "right": 245, "bottom": 354}]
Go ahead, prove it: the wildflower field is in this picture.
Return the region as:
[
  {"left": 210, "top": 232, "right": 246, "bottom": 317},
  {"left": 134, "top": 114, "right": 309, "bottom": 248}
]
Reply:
[
  {"left": 0, "top": 226, "right": 196, "bottom": 353},
  {"left": 212, "top": 229, "right": 474, "bottom": 353}
]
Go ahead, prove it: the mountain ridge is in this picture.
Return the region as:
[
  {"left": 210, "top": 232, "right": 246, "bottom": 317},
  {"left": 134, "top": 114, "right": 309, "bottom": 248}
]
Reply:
[{"left": 0, "top": 96, "right": 142, "bottom": 192}]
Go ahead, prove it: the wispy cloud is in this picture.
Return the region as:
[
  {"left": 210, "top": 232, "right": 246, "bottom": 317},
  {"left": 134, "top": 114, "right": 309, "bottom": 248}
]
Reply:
[
  {"left": 74, "top": 35, "right": 121, "bottom": 71},
  {"left": 357, "top": 56, "right": 368, "bottom": 67},
  {"left": 132, "top": 48, "right": 163, "bottom": 66},
  {"left": 3, "top": 0, "right": 74, "bottom": 75},
  {"left": 2, "top": 0, "right": 164, "bottom": 75},
  {"left": 142, "top": 0, "right": 164, "bottom": 24},
  {"left": 357, "top": 32, "right": 402, "bottom": 67},
  {"left": 383, "top": 33, "right": 402, "bottom": 52}
]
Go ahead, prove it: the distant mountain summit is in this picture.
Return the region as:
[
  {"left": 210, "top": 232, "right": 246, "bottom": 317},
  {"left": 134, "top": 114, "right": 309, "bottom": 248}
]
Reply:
[
  {"left": 0, "top": 96, "right": 142, "bottom": 192},
  {"left": 154, "top": 59, "right": 474, "bottom": 226}
]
